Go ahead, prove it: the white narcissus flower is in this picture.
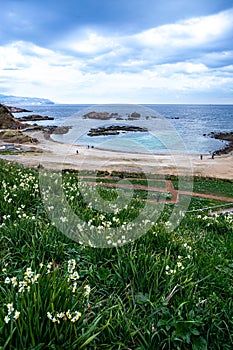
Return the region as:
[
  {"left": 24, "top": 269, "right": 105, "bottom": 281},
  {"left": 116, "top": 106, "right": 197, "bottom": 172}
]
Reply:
[
  {"left": 4, "top": 277, "right": 11, "bottom": 284},
  {"left": 14, "top": 311, "right": 20, "bottom": 320},
  {"left": 7, "top": 303, "right": 14, "bottom": 315},
  {"left": 47, "top": 312, "right": 53, "bottom": 320},
  {"left": 4, "top": 315, "right": 11, "bottom": 324},
  {"left": 11, "top": 277, "right": 18, "bottom": 287},
  {"left": 84, "top": 284, "right": 91, "bottom": 297}
]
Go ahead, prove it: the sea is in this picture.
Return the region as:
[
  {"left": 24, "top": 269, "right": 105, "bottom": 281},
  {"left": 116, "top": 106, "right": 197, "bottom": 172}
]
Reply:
[{"left": 13, "top": 104, "right": 233, "bottom": 155}]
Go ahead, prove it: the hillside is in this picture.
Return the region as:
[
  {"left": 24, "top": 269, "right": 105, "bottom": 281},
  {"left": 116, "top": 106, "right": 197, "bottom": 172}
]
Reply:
[{"left": 0, "top": 104, "right": 24, "bottom": 129}]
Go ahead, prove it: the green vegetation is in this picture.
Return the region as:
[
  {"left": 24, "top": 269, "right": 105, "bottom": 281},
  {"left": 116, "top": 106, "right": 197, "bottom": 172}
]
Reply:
[
  {"left": 171, "top": 175, "right": 233, "bottom": 198},
  {"left": 0, "top": 160, "right": 233, "bottom": 349},
  {"left": 0, "top": 150, "right": 20, "bottom": 155},
  {"left": 180, "top": 195, "right": 231, "bottom": 211},
  {"left": 192, "top": 177, "right": 233, "bottom": 198},
  {"left": 0, "top": 130, "right": 37, "bottom": 144}
]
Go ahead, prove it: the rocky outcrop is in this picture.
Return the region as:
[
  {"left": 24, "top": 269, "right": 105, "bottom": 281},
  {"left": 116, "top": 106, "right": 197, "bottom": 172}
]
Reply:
[
  {"left": 83, "top": 111, "right": 143, "bottom": 120},
  {"left": 209, "top": 132, "right": 233, "bottom": 155},
  {"left": 18, "top": 115, "right": 54, "bottom": 122},
  {"left": 83, "top": 111, "right": 112, "bottom": 120},
  {"left": 129, "top": 112, "right": 141, "bottom": 119},
  {"left": 42, "top": 126, "right": 70, "bottom": 140},
  {"left": 4, "top": 105, "right": 32, "bottom": 113},
  {"left": 0, "top": 104, "right": 26, "bottom": 129},
  {"left": 88, "top": 125, "right": 148, "bottom": 137}
]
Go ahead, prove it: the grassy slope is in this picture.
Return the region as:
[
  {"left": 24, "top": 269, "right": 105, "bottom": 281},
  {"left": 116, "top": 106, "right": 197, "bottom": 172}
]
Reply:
[{"left": 0, "top": 160, "right": 233, "bottom": 349}]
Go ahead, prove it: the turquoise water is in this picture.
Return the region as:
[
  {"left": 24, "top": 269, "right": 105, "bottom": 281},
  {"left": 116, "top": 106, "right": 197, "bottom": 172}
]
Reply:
[{"left": 14, "top": 104, "right": 233, "bottom": 154}]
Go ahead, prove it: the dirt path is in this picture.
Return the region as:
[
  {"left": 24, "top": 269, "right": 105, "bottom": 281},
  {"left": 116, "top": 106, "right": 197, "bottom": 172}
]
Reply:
[
  {"left": 81, "top": 176, "right": 233, "bottom": 205},
  {"left": 178, "top": 190, "right": 233, "bottom": 203}
]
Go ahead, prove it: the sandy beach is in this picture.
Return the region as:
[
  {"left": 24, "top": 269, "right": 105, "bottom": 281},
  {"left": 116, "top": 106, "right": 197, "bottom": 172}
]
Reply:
[{"left": 1, "top": 129, "right": 232, "bottom": 180}]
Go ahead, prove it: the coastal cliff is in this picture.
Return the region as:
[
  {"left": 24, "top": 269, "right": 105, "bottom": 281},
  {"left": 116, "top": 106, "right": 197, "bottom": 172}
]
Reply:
[{"left": 0, "top": 104, "right": 25, "bottom": 129}]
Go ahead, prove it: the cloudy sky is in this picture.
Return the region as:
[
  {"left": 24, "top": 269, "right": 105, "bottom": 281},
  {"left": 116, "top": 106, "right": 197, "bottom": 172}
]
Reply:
[{"left": 0, "top": 0, "right": 233, "bottom": 104}]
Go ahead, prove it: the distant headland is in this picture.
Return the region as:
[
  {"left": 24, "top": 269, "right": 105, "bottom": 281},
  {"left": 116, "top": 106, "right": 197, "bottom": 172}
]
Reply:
[{"left": 0, "top": 94, "right": 54, "bottom": 106}]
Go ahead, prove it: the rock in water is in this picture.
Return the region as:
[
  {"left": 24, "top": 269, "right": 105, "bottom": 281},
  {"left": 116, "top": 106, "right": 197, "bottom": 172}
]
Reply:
[
  {"left": 18, "top": 115, "right": 54, "bottom": 121},
  {"left": 87, "top": 125, "right": 148, "bottom": 136},
  {"left": 83, "top": 111, "right": 111, "bottom": 119}
]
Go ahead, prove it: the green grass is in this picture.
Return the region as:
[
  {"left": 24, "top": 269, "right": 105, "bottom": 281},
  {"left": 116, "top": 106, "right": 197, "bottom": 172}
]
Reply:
[
  {"left": 180, "top": 195, "right": 232, "bottom": 212},
  {"left": 171, "top": 175, "right": 233, "bottom": 198},
  {"left": 0, "top": 160, "right": 233, "bottom": 349},
  {"left": 80, "top": 176, "right": 167, "bottom": 189},
  {"left": 192, "top": 177, "right": 233, "bottom": 198},
  {"left": 0, "top": 151, "right": 18, "bottom": 155}
]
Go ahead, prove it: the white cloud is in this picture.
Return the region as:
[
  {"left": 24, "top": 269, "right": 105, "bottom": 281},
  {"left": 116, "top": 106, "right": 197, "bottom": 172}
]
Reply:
[
  {"left": 56, "top": 8, "right": 233, "bottom": 73},
  {"left": 154, "top": 62, "right": 208, "bottom": 75},
  {"left": 134, "top": 8, "right": 233, "bottom": 48},
  {"left": 0, "top": 43, "right": 27, "bottom": 69},
  {"left": 0, "top": 41, "right": 86, "bottom": 101},
  {"left": 60, "top": 30, "right": 120, "bottom": 55}
]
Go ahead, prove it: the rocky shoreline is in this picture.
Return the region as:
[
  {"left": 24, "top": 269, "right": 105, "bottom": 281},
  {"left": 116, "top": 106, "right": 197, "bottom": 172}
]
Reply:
[
  {"left": 0, "top": 104, "right": 55, "bottom": 129},
  {"left": 209, "top": 132, "right": 233, "bottom": 155},
  {"left": 0, "top": 104, "right": 69, "bottom": 148},
  {"left": 4, "top": 105, "right": 32, "bottom": 113}
]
